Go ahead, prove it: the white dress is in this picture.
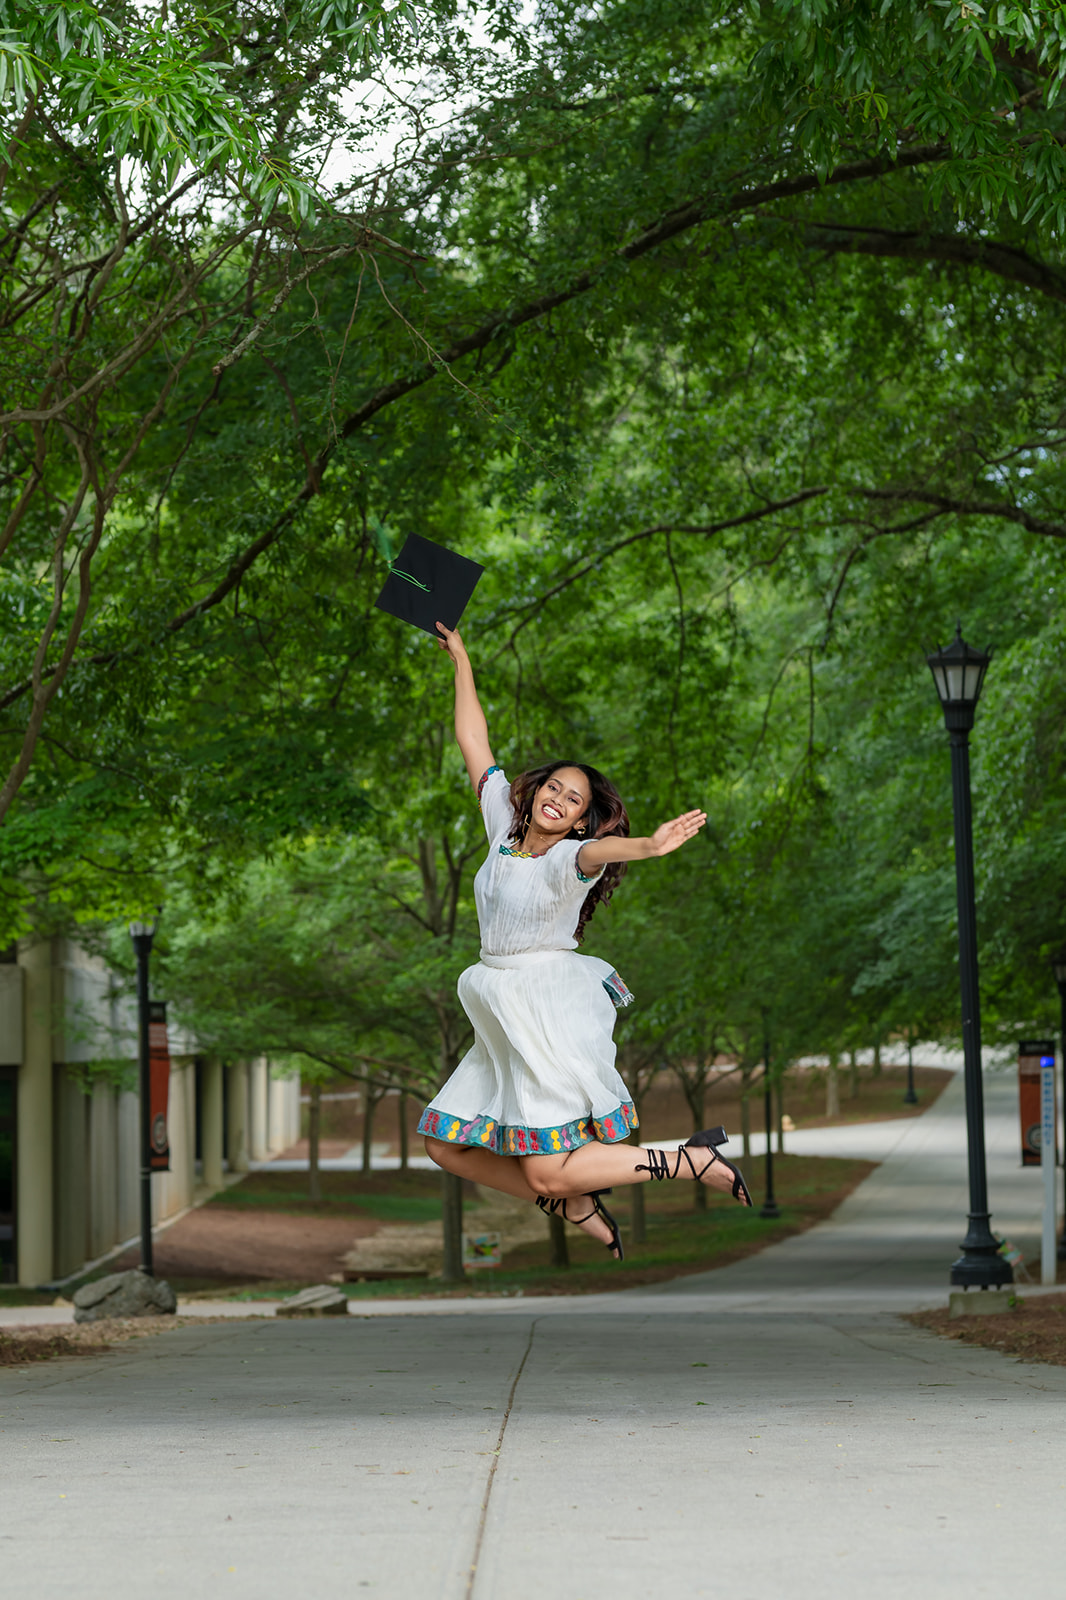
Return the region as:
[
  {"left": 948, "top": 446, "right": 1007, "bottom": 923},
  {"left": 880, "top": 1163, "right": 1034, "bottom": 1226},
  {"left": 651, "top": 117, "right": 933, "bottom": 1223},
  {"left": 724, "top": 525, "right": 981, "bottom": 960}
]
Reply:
[{"left": 417, "top": 767, "right": 637, "bottom": 1155}]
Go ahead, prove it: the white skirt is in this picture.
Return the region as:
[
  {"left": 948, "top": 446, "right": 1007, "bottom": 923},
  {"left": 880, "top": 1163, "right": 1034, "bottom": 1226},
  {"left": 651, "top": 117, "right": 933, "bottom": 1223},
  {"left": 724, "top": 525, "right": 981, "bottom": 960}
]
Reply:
[{"left": 417, "top": 950, "right": 637, "bottom": 1155}]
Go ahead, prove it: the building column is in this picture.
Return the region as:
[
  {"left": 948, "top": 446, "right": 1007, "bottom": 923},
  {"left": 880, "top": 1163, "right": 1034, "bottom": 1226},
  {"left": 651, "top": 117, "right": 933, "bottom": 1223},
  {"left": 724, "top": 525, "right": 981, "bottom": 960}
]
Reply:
[
  {"left": 17, "top": 939, "right": 52, "bottom": 1285},
  {"left": 249, "top": 1058, "right": 269, "bottom": 1162},
  {"left": 227, "top": 1061, "right": 249, "bottom": 1174},
  {"left": 201, "top": 1057, "right": 224, "bottom": 1191},
  {"left": 267, "top": 1070, "right": 287, "bottom": 1154}
]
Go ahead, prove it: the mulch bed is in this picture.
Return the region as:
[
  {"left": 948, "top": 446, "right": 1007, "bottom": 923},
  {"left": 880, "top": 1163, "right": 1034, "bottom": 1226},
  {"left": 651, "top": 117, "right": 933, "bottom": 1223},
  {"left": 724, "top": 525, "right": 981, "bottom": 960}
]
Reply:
[
  {"left": 110, "top": 1208, "right": 382, "bottom": 1286},
  {"left": 0, "top": 1314, "right": 268, "bottom": 1368},
  {"left": 907, "top": 1293, "right": 1066, "bottom": 1368}
]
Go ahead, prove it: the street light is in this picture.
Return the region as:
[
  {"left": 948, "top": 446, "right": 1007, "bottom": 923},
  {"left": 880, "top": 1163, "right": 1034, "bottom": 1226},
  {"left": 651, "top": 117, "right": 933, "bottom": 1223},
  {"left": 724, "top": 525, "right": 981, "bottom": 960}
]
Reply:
[
  {"left": 1053, "top": 951, "right": 1066, "bottom": 1261},
  {"left": 759, "top": 1009, "right": 780, "bottom": 1220},
  {"left": 926, "top": 626, "right": 1011, "bottom": 1290},
  {"left": 903, "top": 1031, "right": 918, "bottom": 1106},
  {"left": 129, "top": 917, "right": 159, "bottom": 1276}
]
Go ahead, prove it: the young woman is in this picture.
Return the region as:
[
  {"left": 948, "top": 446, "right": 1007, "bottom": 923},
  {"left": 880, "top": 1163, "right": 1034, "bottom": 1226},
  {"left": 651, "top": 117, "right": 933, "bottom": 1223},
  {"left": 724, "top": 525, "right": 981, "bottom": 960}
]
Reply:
[{"left": 419, "top": 623, "right": 751, "bottom": 1260}]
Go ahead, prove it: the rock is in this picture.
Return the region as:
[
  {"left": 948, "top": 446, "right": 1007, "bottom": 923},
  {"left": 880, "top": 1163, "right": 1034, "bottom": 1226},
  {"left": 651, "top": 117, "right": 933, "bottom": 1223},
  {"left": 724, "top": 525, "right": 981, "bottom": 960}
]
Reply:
[
  {"left": 276, "top": 1284, "right": 349, "bottom": 1318},
  {"left": 72, "top": 1269, "right": 177, "bottom": 1323}
]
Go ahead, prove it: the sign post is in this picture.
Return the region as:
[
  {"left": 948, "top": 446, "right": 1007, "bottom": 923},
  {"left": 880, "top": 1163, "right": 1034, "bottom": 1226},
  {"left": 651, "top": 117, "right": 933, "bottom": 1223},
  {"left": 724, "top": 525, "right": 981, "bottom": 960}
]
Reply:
[{"left": 1042, "top": 1052, "right": 1058, "bottom": 1286}]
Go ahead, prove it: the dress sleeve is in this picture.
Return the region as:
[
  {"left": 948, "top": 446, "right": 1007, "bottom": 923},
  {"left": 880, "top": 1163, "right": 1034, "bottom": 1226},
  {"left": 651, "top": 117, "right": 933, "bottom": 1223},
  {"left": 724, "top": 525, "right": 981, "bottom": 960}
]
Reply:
[
  {"left": 477, "top": 766, "right": 513, "bottom": 843},
  {"left": 544, "top": 838, "right": 604, "bottom": 895}
]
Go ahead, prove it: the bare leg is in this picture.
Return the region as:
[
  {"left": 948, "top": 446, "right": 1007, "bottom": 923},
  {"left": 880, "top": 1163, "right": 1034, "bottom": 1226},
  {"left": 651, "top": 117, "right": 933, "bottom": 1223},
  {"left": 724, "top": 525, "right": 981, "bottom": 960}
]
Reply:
[
  {"left": 423, "top": 1138, "right": 617, "bottom": 1250},
  {"left": 518, "top": 1140, "right": 745, "bottom": 1201}
]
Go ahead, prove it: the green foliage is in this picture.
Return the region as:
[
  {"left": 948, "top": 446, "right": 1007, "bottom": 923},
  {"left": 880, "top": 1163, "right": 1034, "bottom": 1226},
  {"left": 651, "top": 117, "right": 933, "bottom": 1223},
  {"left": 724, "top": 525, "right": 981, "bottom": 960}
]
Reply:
[{"left": 3, "top": 0, "right": 1066, "bottom": 1072}]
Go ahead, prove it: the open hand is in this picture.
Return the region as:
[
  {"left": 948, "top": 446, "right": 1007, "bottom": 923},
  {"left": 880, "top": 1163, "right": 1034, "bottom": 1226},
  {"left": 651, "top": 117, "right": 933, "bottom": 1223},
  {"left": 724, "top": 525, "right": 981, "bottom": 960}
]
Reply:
[
  {"left": 435, "top": 621, "right": 469, "bottom": 665},
  {"left": 650, "top": 809, "right": 707, "bottom": 857}
]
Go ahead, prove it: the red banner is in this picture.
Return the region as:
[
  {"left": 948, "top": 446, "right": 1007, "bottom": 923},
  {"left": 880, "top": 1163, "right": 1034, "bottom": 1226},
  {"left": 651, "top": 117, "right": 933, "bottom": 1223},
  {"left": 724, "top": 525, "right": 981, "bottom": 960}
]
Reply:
[
  {"left": 148, "top": 1000, "right": 171, "bottom": 1172},
  {"left": 1019, "top": 1039, "right": 1056, "bottom": 1167}
]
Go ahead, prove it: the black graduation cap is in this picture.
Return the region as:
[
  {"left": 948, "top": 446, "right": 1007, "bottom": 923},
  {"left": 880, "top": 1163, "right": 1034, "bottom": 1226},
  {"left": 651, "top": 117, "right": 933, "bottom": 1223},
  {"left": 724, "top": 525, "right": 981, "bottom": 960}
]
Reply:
[{"left": 374, "top": 531, "right": 485, "bottom": 637}]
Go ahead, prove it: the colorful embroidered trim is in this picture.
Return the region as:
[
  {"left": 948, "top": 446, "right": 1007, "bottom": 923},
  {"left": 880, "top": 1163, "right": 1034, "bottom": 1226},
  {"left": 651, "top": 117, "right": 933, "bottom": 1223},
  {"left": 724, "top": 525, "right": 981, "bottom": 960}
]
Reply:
[
  {"left": 602, "top": 970, "right": 635, "bottom": 1009},
  {"left": 477, "top": 765, "right": 504, "bottom": 809},
  {"left": 498, "top": 842, "right": 601, "bottom": 879},
  {"left": 418, "top": 1100, "right": 639, "bottom": 1155}
]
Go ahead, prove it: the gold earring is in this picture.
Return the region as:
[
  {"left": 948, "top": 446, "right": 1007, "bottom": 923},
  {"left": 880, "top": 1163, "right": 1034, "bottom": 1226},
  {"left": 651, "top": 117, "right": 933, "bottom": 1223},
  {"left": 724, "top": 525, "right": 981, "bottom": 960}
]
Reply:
[{"left": 575, "top": 821, "right": 586, "bottom": 835}]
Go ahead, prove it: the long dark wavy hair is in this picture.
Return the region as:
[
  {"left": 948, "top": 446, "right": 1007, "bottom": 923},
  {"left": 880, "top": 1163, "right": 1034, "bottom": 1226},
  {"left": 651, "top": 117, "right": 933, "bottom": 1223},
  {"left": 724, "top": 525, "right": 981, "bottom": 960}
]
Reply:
[{"left": 508, "top": 760, "right": 630, "bottom": 943}]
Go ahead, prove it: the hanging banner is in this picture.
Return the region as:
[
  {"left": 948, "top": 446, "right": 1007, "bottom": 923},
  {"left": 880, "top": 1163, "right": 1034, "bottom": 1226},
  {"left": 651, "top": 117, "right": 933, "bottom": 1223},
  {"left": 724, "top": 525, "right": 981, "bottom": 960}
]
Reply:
[
  {"left": 1019, "top": 1039, "right": 1056, "bottom": 1167},
  {"left": 148, "top": 1000, "right": 171, "bottom": 1172}
]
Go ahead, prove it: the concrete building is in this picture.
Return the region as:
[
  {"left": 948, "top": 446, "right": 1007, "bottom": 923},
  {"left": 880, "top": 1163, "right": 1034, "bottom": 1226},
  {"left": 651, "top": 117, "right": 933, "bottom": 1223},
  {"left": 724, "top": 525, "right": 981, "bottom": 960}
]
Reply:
[{"left": 0, "top": 938, "right": 300, "bottom": 1287}]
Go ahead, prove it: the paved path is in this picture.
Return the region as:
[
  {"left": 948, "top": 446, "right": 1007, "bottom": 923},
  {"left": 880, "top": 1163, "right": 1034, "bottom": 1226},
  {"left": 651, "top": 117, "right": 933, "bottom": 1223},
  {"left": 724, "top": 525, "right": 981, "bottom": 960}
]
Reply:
[{"left": 3, "top": 1069, "right": 1063, "bottom": 1598}]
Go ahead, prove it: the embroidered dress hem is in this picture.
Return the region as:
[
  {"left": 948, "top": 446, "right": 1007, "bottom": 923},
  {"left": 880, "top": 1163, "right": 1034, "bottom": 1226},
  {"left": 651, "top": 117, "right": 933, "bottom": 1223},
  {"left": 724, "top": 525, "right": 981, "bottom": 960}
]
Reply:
[{"left": 418, "top": 1100, "right": 638, "bottom": 1155}]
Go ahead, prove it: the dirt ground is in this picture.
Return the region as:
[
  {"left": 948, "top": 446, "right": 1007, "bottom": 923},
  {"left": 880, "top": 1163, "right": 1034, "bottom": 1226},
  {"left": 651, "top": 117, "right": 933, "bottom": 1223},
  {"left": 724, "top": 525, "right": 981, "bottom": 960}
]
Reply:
[
  {"left": 908, "top": 1293, "right": 1066, "bottom": 1369},
  {"left": 111, "top": 1208, "right": 383, "bottom": 1286}
]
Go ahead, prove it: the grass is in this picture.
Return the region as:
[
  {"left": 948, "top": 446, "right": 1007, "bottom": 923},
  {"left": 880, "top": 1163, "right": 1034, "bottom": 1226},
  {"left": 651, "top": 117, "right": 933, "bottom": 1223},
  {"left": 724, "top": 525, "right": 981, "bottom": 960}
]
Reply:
[
  {"left": 1, "top": 1155, "right": 873, "bottom": 1316},
  {"left": 200, "top": 1153, "right": 874, "bottom": 1302},
  {"left": 201, "top": 1169, "right": 447, "bottom": 1224}
]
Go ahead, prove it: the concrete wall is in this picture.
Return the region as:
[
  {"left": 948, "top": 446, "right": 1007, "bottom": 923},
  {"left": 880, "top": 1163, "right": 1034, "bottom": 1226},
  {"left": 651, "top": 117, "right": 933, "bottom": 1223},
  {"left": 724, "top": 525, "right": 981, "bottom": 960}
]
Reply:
[{"left": 9, "top": 931, "right": 298, "bottom": 1283}]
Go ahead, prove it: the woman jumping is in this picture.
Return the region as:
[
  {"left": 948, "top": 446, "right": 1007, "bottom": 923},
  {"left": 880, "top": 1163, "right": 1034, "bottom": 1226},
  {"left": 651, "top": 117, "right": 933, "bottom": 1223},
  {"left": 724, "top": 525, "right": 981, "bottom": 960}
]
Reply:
[{"left": 419, "top": 623, "right": 752, "bottom": 1260}]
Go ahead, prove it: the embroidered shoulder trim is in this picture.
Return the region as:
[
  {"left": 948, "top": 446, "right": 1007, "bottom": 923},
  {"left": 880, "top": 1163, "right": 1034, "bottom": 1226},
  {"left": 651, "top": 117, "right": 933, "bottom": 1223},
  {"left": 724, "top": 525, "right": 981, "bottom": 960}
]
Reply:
[
  {"left": 477, "top": 765, "right": 503, "bottom": 809},
  {"left": 576, "top": 852, "right": 603, "bottom": 884},
  {"left": 602, "top": 969, "right": 635, "bottom": 1009}
]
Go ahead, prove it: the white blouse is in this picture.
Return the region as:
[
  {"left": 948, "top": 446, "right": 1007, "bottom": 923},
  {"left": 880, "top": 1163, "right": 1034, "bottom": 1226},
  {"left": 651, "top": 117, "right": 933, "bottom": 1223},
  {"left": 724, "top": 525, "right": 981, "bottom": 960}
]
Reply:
[{"left": 474, "top": 768, "right": 603, "bottom": 958}]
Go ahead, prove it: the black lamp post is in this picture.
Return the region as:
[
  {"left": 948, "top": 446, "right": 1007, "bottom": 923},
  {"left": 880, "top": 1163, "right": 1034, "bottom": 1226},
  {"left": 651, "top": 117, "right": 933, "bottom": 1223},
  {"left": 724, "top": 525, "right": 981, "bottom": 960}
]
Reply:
[
  {"left": 926, "top": 626, "right": 1012, "bottom": 1289},
  {"left": 129, "top": 918, "right": 158, "bottom": 1276},
  {"left": 759, "top": 1010, "right": 780, "bottom": 1220},
  {"left": 903, "top": 1032, "right": 918, "bottom": 1106},
  {"left": 1053, "top": 951, "right": 1066, "bottom": 1261}
]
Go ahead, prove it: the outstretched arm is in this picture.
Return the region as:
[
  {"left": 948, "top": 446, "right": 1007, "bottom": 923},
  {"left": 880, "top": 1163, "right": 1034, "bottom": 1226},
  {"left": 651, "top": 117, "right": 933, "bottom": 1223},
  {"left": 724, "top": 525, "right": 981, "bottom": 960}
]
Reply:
[
  {"left": 436, "top": 622, "right": 495, "bottom": 789},
  {"left": 576, "top": 809, "right": 707, "bottom": 872}
]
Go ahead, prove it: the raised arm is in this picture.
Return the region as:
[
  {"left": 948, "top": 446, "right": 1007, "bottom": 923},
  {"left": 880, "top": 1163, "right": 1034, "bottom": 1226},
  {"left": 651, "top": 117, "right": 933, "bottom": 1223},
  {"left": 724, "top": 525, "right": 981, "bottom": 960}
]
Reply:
[
  {"left": 436, "top": 622, "right": 495, "bottom": 789},
  {"left": 576, "top": 808, "right": 707, "bottom": 873}
]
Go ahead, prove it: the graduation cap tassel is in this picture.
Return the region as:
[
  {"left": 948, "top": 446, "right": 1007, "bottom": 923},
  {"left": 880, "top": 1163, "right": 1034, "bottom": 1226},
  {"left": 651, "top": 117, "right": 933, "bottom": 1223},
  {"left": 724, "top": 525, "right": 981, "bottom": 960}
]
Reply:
[
  {"left": 389, "top": 565, "right": 431, "bottom": 592},
  {"left": 370, "top": 517, "right": 432, "bottom": 592}
]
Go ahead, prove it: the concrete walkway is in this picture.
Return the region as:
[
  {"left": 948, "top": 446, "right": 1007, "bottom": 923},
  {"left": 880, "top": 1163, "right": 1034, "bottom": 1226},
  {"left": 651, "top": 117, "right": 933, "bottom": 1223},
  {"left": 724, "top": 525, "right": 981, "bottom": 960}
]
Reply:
[{"left": 2, "top": 1068, "right": 1063, "bottom": 1598}]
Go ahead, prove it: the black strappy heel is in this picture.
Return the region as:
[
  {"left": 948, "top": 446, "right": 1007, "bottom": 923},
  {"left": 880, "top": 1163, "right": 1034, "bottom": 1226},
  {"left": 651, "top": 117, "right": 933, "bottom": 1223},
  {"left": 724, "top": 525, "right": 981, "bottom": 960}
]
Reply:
[
  {"left": 536, "top": 1191, "right": 625, "bottom": 1260},
  {"left": 636, "top": 1126, "right": 753, "bottom": 1207}
]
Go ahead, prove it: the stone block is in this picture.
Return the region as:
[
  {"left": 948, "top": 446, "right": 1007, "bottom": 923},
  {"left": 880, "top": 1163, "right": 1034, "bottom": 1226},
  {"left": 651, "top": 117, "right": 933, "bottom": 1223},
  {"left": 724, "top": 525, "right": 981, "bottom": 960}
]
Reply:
[
  {"left": 276, "top": 1284, "right": 349, "bottom": 1318},
  {"left": 72, "top": 1268, "right": 177, "bottom": 1323},
  {"left": 948, "top": 1288, "right": 1016, "bottom": 1319}
]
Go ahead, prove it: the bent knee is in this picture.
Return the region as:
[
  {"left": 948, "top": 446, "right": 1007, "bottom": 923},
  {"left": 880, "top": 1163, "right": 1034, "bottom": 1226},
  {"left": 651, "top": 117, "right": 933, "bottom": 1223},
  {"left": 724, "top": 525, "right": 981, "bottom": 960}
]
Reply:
[
  {"left": 522, "top": 1164, "right": 569, "bottom": 1199},
  {"left": 423, "top": 1137, "right": 450, "bottom": 1167}
]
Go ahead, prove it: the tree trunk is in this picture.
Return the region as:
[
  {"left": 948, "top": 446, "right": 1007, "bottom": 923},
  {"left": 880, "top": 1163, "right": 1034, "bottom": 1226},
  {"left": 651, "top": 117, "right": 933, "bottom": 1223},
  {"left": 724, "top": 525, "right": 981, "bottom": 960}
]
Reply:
[
  {"left": 361, "top": 1086, "right": 376, "bottom": 1172},
  {"left": 848, "top": 1048, "right": 859, "bottom": 1099},
  {"left": 627, "top": 1129, "right": 647, "bottom": 1243},
  {"left": 872, "top": 1038, "right": 882, "bottom": 1077},
  {"left": 440, "top": 1170, "right": 466, "bottom": 1282},
  {"left": 826, "top": 1055, "right": 840, "bottom": 1119},
  {"left": 398, "top": 1090, "right": 409, "bottom": 1172},
  {"left": 692, "top": 1101, "right": 707, "bottom": 1211},
  {"left": 548, "top": 1210, "right": 570, "bottom": 1267},
  {"left": 740, "top": 1063, "right": 752, "bottom": 1159},
  {"left": 776, "top": 1072, "right": 786, "bottom": 1155},
  {"left": 307, "top": 1081, "right": 322, "bottom": 1203}
]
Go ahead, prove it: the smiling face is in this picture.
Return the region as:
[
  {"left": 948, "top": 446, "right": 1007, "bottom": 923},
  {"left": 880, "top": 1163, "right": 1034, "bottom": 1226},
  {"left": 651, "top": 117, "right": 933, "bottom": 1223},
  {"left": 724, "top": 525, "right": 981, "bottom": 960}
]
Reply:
[{"left": 530, "top": 765, "right": 592, "bottom": 840}]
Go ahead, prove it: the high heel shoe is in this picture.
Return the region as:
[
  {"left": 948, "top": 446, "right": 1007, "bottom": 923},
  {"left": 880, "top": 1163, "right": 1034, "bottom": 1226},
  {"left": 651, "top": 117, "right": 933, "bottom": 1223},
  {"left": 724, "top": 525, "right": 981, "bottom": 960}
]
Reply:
[
  {"left": 535, "top": 1192, "right": 625, "bottom": 1260},
  {"left": 635, "top": 1128, "right": 752, "bottom": 1207}
]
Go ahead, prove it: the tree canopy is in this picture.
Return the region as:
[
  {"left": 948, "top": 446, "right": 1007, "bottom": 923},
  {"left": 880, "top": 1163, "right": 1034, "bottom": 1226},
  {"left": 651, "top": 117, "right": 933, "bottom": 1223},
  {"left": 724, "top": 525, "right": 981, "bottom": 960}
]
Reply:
[{"left": 3, "top": 0, "right": 1066, "bottom": 1065}]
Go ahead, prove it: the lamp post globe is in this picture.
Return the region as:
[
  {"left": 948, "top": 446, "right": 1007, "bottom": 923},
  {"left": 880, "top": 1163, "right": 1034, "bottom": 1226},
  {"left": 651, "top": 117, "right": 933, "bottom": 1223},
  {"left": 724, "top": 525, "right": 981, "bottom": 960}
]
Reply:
[
  {"left": 1053, "top": 951, "right": 1066, "bottom": 1261},
  {"left": 926, "top": 625, "right": 1011, "bottom": 1291}
]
